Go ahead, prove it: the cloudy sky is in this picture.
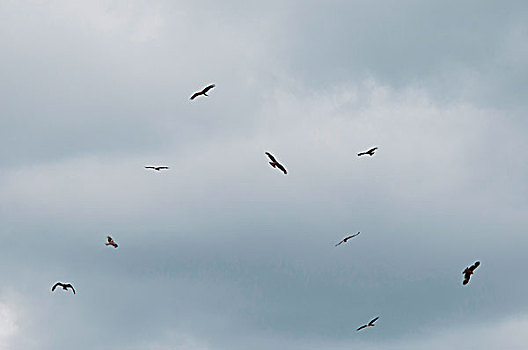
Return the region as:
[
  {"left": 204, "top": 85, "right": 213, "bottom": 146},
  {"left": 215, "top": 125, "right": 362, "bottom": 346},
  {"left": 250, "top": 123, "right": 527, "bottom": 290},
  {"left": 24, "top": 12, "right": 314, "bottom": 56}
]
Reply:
[{"left": 0, "top": 1, "right": 527, "bottom": 349}]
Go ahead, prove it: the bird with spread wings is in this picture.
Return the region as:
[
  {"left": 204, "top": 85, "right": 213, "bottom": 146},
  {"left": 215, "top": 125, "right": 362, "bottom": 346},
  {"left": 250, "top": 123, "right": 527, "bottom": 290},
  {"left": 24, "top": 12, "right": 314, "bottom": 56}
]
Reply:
[
  {"left": 265, "top": 152, "right": 287, "bottom": 174},
  {"left": 357, "top": 147, "right": 378, "bottom": 157},
  {"left": 335, "top": 232, "right": 360, "bottom": 246},
  {"left": 357, "top": 316, "right": 379, "bottom": 331},
  {"left": 106, "top": 236, "right": 118, "bottom": 248},
  {"left": 190, "top": 84, "right": 215, "bottom": 100},
  {"left": 145, "top": 166, "right": 169, "bottom": 171},
  {"left": 462, "top": 261, "right": 480, "bottom": 285},
  {"left": 51, "top": 282, "right": 76, "bottom": 294}
]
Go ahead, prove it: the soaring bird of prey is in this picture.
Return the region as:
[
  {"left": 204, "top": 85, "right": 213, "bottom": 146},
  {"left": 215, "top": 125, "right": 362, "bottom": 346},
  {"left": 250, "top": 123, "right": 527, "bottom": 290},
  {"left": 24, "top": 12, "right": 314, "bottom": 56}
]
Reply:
[
  {"left": 106, "top": 236, "right": 118, "bottom": 248},
  {"left": 145, "top": 166, "right": 169, "bottom": 171},
  {"left": 51, "top": 282, "right": 76, "bottom": 294},
  {"left": 462, "top": 261, "right": 480, "bottom": 285},
  {"left": 190, "top": 84, "right": 215, "bottom": 100},
  {"left": 357, "top": 316, "right": 380, "bottom": 331},
  {"left": 265, "top": 152, "right": 287, "bottom": 174},
  {"left": 335, "top": 232, "right": 360, "bottom": 246},
  {"left": 358, "top": 147, "right": 378, "bottom": 157}
]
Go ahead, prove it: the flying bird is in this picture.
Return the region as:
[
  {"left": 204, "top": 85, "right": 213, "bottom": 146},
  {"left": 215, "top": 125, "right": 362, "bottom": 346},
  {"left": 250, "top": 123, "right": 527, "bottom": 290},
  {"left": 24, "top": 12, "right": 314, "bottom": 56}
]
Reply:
[
  {"left": 51, "top": 282, "right": 76, "bottom": 294},
  {"left": 265, "top": 152, "right": 287, "bottom": 174},
  {"left": 190, "top": 84, "right": 215, "bottom": 100},
  {"left": 335, "top": 232, "right": 360, "bottom": 246},
  {"left": 106, "top": 236, "right": 118, "bottom": 248},
  {"left": 145, "top": 166, "right": 169, "bottom": 171},
  {"left": 358, "top": 147, "right": 378, "bottom": 157},
  {"left": 357, "top": 316, "right": 380, "bottom": 331},
  {"left": 462, "top": 261, "right": 480, "bottom": 285}
]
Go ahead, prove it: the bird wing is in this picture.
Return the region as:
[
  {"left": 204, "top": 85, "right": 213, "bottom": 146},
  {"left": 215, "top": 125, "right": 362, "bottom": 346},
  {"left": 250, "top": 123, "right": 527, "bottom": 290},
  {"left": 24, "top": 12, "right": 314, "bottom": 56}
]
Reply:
[
  {"left": 107, "top": 236, "right": 113, "bottom": 243},
  {"left": 463, "top": 276, "right": 470, "bottom": 285},
  {"left": 158, "top": 166, "right": 169, "bottom": 170},
  {"left": 202, "top": 84, "right": 215, "bottom": 93},
  {"left": 351, "top": 232, "right": 360, "bottom": 238},
  {"left": 145, "top": 166, "right": 155, "bottom": 169},
  {"left": 335, "top": 239, "right": 345, "bottom": 247},
  {"left": 357, "top": 152, "right": 366, "bottom": 156},
  {"left": 369, "top": 316, "right": 380, "bottom": 325},
  {"left": 51, "top": 282, "right": 61, "bottom": 292},
  {"left": 357, "top": 325, "right": 367, "bottom": 331},
  {"left": 276, "top": 162, "right": 287, "bottom": 174},
  {"left": 469, "top": 261, "right": 480, "bottom": 272},
  {"left": 190, "top": 92, "right": 201, "bottom": 100},
  {"left": 368, "top": 147, "right": 378, "bottom": 153},
  {"left": 66, "top": 284, "right": 76, "bottom": 294},
  {"left": 265, "top": 152, "right": 277, "bottom": 162}
]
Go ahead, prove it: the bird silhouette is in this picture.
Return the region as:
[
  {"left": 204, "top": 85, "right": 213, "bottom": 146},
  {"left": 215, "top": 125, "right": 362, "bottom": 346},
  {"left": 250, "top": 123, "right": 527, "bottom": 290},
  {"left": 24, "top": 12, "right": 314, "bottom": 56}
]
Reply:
[
  {"left": 335, "top": 232, "right": 360, "bottom": 246},
  {"left": 51, "top": 282, "right": 76, "bottom": 294},
  {"left": 358, "top": 147, "right": 378, "bottom": 157},
  {"left": 190, "top": 84, "right": 215, "bottom": 100},
  {"left": 462, "top": 261, "right": 480, "bottom": 285},
  {"left": 265, "top": 152, "right": 287, "bottom": 174},
  {"left": 357, "top": 316, "right": 379, "bottom": 331},
  {"left": 106, "top": 236, "right": 118, "bottom": 248},
  {"left": 145, "top": 166, "right": 169, "bottom": 171}
]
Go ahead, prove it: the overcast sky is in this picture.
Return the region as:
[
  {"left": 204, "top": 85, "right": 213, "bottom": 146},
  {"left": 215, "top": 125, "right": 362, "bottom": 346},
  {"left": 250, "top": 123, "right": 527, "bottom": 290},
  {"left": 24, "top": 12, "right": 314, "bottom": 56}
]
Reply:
[{"left": 1, "top": 1, "right": 527, "bottom": 349}]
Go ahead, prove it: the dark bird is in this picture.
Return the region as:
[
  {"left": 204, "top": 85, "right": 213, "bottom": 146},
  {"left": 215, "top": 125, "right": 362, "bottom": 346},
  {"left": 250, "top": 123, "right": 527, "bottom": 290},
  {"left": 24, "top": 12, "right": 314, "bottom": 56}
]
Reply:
[
  {"left": 335, "top": 232, "right": 360, "bottom": 246},
  {"left": 106, "top": 236, "right": 118, "bottom": 248},
  {"left": 51, "top": 282, "right": 76, "bottom": 294},
  {"left": 462, "top": 261, "right": 480, "bottom": 285},
  {"left": 145, "top": 166, "right": 169, "bottom": 171},
  {"left": 357, "top": 316, "right": 379, "bottom": 331},
  {"left": 190, "top": 84, "right": 215, "bottom": 100},
  {"left": 265, "top": 152, "right": 287, "bottom": 174},
  {"left": 358, "top": 147, "right": 378, "bottom": 157}
]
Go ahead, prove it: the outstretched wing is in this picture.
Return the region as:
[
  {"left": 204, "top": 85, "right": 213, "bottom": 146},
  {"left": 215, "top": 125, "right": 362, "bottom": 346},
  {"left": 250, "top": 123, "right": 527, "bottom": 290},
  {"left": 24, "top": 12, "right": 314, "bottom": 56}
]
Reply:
[
  {"left": 276, "top": 162, "right": 287, "bottom": 174},
  {"left": 265, "top": 152, "right": 277, "bottom": 162},
  {"left": 145, "top": 166, "right": 156, "bottom": 169},
  {"left": 65, "top": 284, "right": 76, "bottom": 294},
  {"left": 351, "top": 231, "right": 360, "bottom": 238},
  {"left": 357, "top": 152, "right": 366, "bottom": 156},
  {"left": 202, "top": 84, "right": 215, "bottom": 93},
  {"left": 335, "top": 239, "right": 345, "bottom": 247},
  {"left": 469, "top": 261, "right": 480, "bottom": 272},
  {"left": 369, "top": 316, "right": 380, "bottom": 325},
  {"left": 51, "top": 282, "right": 61, "bottom": 292},
  {"left": 158, "top": 166, "right": 169, "bottom": 170},
  {"left": 107, "top": 236, "right": 113, "bottom": 243},
  {"left": 368, "top": 147, "right": 378, "bottom": 153},
  {"left": 357, "top": 325, "right": 367, "bottom": 331},
  {"left": 190, "top": 92, "right": 201, "bottom": 100}
]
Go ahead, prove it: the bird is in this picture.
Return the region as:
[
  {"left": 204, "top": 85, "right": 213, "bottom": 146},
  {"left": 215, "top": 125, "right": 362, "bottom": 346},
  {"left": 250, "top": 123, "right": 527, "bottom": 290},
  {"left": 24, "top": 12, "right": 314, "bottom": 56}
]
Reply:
[
  {"left": 51, "top": 282, "right": 76, "bottom": 294},
  {"left": 190, "top": 84, "right": 215, "bottom": 100},
  {"left": 335, "top": 232, "right": 360, "bottom": 246},
  {"left": 462, "top": 261, "right": 480, "bottom": 285},
  {"left": 145, "top": 166, "right": 169, "bottom": 171},
  {"left": 265, "top": 152, "right": 287, "bottom": 174},
  {"left": 358, "top": 147, "right": 378, "bottom": 157},
  {"left": 357, "top": 316, "right": 379, "bottom": 331},
  {"left": 106, "top": 236, "right": 118, "bottom": 248}
]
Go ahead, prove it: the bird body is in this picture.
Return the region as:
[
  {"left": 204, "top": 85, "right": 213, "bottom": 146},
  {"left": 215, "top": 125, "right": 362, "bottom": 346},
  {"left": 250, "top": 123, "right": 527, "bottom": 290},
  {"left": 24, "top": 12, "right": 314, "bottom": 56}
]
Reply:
[
  {"left": 190, "top": 84, "right": 215, "bottom": 100},
  {"left": 106, "top": 236, "right": 118, "bottom": 248},
  {"left": 335, "top": 232, "right": 360, "bottom": 246},
  {"left": 145, "top": 166, "right": 169, "bottom": 171},
  {"left": 357, "top": 316, "right": 379, "bottom": 331},
  {"left": 51, "top": 282, "right": 76, "bottom": 294},
  {"left": 462, "top": 261, "right": 480, "bottom": 285},
  {"left": 358, "top": 147, "right": 378, "bottom": 157},
  {"left": 265, "top": 152, "right": 287, "bottom": 174}
]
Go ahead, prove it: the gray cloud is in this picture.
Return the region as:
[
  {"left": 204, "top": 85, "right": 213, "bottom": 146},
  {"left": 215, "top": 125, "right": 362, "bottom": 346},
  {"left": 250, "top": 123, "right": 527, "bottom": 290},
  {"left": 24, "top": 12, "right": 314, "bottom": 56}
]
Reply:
[{"left": 0, "top": 1, "right": 527, "bottom": 349}]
